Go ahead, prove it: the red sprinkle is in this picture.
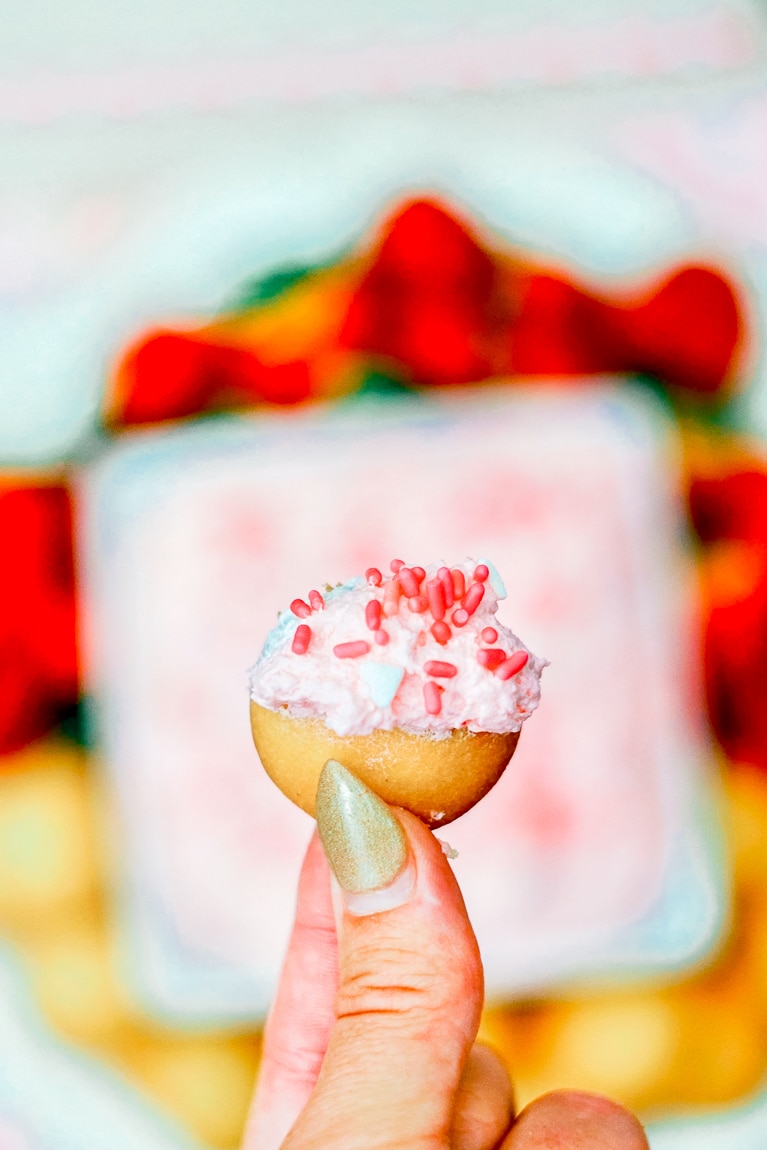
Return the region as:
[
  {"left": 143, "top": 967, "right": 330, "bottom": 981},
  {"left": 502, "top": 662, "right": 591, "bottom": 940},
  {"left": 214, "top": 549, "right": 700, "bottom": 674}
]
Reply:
[
  {"left": 426, "top": 578, "right": 446, "bottom": 622},
  {"left": 452, "top": 608, "right": 470, "bottom": 627},
  {"left": 292, "top": 624, "right": 312, "bottom": 654},
  {"left": 431, "top": 621, "right": 452, "bottom": 645},
  {"left": 334, "top": 640, "right": 371, "bottom": 658},
  {"left": 382, "top": 579, "right": 401, "bottom": 616},
  {"left": 398, "top": 567, "right": 421, "bottom": 597},
  {"left": 424, "top": 660, "right": 458, "bottom": 678},
  {"left": 308, "top": 589, "right": 325, "bottom": 611},
  {"left": 390, "top": 558, "right": 405, "bottom": 574},
  {"left": 411, "top": 566, "right": 426, "bottom": 584},
  {"left": 290, "top": 598, "right": 312, "bottom": 618},
  {"left": 473, "top": 564, "right": 490, "bottom": 582},
  {"left": 365, "top": 599, "right": 382, "bottom": 631},
  {"left": 374, "top": 629, "right": 390, "bottom": 646},
  {"left": 366, "top": 567, "right": 383, "bottom": 586},
  {"left": 423, "top": 681, "right": 443, "bottom": 715},
  {"left": 451, "top": 569, "right": 466, "bottom": 600},
  {"left": 477, "top": 648, "right": 507, "bottom": 670},
  {"left": 408, "top": 594, "right": 429, "bottom": 613},
  {"left": 438, "top": 567, "right": 454, "bottom": 608},
  {"left": 463, "top": 582, "right": 485, "bottom": 616},
  {"left": 481, "top": 627, "right": 498, "bottom": 643},
  {"left": 496, "top": 651, "right": 529, "bottom": 679}
]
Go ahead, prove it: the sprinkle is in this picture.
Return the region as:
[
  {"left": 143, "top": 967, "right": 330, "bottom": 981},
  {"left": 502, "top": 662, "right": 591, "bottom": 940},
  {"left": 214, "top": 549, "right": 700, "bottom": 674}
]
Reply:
[
  {"left": 374, "top": 629, "right": 390, "bottom": 645},
  {"left": 452, "top": 608, "right": 469, "bottom": 627},
  {"left": 366, "top": 567, "right": 383, "bottom": 586},
  {"left": 292, "top": 624, "right": 312, "bottom": 654},
  {"left": 479, "top": 558, "right": 507, "bottom": 599},
  {"left": 426, "top": 578, "right": 446, "bottom": 622},
  {"left": 481, "top": 627, "right": 498, "bottom": 643},
  {"left": 390, "top": 558, "right": 405, "bottom": 573},
  {"left": 473, "top": 564, "right": 489, "bottom": 582},
  {"left": 451, "top": 569, "right": 466, "bottom": 600},
  {"left": 398, "top": 567, "right": 421, "bottom": 597},
  {"left": 462, "top": 582, "right": 485, "bottom": 616},
  {"left": 334, "top": 640, "right": 371, "bottom": 658},
  {"left": 438, "top": 567, "right": 454, "bottom": 608},
  {"left": 423, "top": 681, "right": 443, "bottom": 715},
  {"left": 308, "top": 589, "right": 324, "bottom": 611},
  {"left": 382, "top": 579, "right": 401, "bottom": 616},
  {"left": 477, "top": 648, "right": 507, "bottom": 670},
  {"left": 290, "top": 599, "right": 312, "bottom": 618},
  {"left": 365, "top": 599, "right": 382, "bottom": 631},
  {"left": 411, "top": 566, "right": 426, "bottom": 584},
  {"left": 424, "top": 660, "right": 458, "bottom": 678},
  {"left": 496, "top": 651, "right": 529, "bottom": 679},
  {"left": 431, "top": 621, "right": 452, "bottom": 645},
  {"left": 359, "top": 662, "right": 404, "bottom": 707},
  {"left": 408, "top": 594, "right": 428, "bottom": 613}
]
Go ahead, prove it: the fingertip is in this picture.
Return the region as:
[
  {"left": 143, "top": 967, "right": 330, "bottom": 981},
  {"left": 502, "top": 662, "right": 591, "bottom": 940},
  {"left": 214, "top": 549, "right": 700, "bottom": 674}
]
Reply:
[{"left": 504, "top": 1090, "right": 649, "bottom": 1150}]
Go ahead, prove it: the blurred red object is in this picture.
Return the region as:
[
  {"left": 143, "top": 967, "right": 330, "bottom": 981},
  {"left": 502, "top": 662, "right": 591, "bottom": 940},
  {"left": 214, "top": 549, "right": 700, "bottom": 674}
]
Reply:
[
  {"left": 0, "top": 484, "right": 79, "bottom": 754},
  {"left": 106, "top": 196, "right": 744, "bottom": 427},
  {"left": 108, "top": 332, "right": 313, "bottom": 426},
  {"left": 689, "top": 466, "right": 767, "bottom": 773},
  {"left": 340, "top": 198, "right": 509, "bottom": 384},
  {"left": 342, "top": 198, "right": 743, "bottom": 397}
]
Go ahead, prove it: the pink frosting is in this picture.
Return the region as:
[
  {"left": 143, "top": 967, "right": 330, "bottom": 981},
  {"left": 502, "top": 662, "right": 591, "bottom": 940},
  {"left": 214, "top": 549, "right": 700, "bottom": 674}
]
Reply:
[{"left": 248, "top": 559, "right": 546, "bottom": 737}]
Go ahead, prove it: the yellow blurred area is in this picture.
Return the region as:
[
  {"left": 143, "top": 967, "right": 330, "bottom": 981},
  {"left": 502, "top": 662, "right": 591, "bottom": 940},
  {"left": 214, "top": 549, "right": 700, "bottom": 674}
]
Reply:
[
  {"left": 481, "top": 764, "right": 767, "bottom": 1116},
  {"left": 4, "top": 741, "right": 767, "bottom": 1145},
  {"left": 0, "top": 741, "right": 260, "bottom": 1149}
]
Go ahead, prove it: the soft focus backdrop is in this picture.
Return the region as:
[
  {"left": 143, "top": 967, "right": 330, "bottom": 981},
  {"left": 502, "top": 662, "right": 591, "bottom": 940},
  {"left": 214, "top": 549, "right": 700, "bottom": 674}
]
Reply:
[{"left": 4, "top": 2, "right": 767, "bottom": 1147}]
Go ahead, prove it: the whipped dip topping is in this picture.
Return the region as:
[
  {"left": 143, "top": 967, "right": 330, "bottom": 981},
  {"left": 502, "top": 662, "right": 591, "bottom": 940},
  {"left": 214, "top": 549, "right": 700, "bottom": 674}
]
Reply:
[{"left": 248, "top": 559, "right": 546, "bottom": 737}]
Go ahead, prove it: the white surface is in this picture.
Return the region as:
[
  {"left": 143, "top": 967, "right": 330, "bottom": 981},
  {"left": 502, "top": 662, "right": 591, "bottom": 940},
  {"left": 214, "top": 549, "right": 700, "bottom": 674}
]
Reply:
[{"left": 79, "top": 384, "right": 723, "bottom": 1022}]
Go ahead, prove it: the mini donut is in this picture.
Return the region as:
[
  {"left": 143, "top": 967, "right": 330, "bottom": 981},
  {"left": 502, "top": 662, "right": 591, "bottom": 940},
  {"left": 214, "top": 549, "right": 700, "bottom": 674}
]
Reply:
[{"left": 248, "top": 559, "right": 546, "bottom": 827}]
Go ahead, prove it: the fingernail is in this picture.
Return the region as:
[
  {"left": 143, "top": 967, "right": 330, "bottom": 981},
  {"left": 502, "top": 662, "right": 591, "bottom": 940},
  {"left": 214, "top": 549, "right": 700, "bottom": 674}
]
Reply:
[{"left": 315, "top": 759, "right": 414, "bottom": 916}]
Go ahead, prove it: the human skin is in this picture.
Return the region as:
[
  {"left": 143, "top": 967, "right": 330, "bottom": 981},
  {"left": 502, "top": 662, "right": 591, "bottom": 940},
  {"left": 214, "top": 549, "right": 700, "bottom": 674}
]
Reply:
[{"left": 243, "top": 806, "right": 650, "bottom": 1150}]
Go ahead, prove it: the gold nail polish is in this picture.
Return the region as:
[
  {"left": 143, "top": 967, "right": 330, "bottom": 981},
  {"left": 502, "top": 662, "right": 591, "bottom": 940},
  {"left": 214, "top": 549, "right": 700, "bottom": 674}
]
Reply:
[{"left": 315, "top": 759, "right": 408, "bottom": 894}]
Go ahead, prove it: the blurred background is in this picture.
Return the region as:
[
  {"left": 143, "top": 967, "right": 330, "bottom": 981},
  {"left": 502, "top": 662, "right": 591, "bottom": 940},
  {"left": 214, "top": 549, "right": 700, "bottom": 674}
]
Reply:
[{"left": 4, "top": 0, "right": 767, "bottom": 1146}]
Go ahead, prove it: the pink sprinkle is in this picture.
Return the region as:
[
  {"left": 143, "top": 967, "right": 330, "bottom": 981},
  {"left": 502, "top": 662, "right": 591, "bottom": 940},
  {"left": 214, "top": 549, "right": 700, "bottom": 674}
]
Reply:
[
  {"left": 452, "top": 608, "right": 470, "bottom": 627},
  {"left": 462, "top": 582, "right": 485, "bottom": 616},
  {"left": 398, "top": 567, "right": 421, "bottom": 597},
  {"left": 290, "top": 598, "right": 312, "bottom": 618},
  {"left": 390, "top": 558, "right": 405, "bottom": 573},
  {"left": 431, "top": 621, "right": 452, "bottom": 645},
  {"left": 423, "top": 681, "right": 443, "bottom": 715},
  {"left": 382, "top": 579, "right": 401, "bottom": 616},
  {"left": 374, "top": 629, "right": 390, "bottom": 646},
  {"left": 366, "top": 567, "right": 383, "bottom": 586},
  {"left": 451, "top": 569, "right": 466, "bottom": 600},
  {"left": 438, "top": 567, "right": 454, "bottom": 608},
  {"left": 426, "top": 578, "right": 446, "bottom": 622},
  {"left": 496, "top": 651, "right": 529, "bottom": 679},
  {"left": 334, "top": 640, "right": 371, "bottom": 659},
  {"left": 411, "top": 566, "right": 426, "bottom": 584},
  {"left": 481, "top": 627, "right": 498, "bottom": 643},
  {"left": 365, "top": 599, "right": 382, "bottom": 631},
  {"left": 292, "top": 624, "right": 312, "bottom": 654},
  {"left": 477, "top": 648, "right": 507, "bottom": 670},
  {"left": 473, "top": 564, "right": 490, "bottom": 582},
  {"left": 424, "top": 660, "right": 458, "bottom": 678},
  {"left": 308, "top": 589, "right": 324, "bottom": 611},
  {"left": 408, "top": 594, "right": 429, "bottom": 613}
]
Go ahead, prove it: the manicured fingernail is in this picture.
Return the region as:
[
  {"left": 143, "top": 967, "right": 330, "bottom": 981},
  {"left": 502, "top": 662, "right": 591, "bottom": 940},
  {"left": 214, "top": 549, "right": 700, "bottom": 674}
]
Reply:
[{"left": 315, "top": 759, "right": 413, "bottom": 915}]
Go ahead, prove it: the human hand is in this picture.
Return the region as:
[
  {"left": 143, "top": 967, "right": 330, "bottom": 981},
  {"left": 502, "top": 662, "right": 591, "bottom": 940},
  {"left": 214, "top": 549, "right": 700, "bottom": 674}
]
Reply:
[{"left": 244, "top": 760, "right": 649, "bottom": 1149}]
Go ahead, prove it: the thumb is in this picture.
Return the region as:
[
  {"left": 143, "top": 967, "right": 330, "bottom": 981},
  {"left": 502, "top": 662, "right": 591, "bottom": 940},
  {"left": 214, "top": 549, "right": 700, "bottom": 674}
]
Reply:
[{"left": 285, "top": 759, "right": 483, "bottom": 1150}]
